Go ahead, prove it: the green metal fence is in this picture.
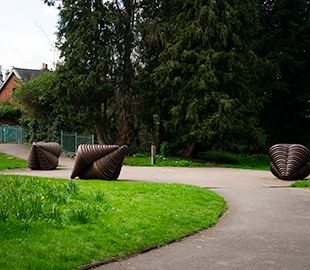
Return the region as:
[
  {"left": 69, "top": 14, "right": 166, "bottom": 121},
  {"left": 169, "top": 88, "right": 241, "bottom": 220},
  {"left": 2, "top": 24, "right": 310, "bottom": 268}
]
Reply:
[
  {"left": 0, "top": 125, "right": 25, "bottom": 143},
  {"left": 60, "top": 131, "right": 94, "bottom": 153},
  {"left": 0, "top": 126, "right": 94, "bottom": 153}
]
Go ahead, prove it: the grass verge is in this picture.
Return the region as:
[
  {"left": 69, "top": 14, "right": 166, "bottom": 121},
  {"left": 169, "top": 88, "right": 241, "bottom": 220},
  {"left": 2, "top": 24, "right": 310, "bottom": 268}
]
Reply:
[
  {"left": 0, "top": 174, "right": 225, "bottom": 270},
  {"left": 1, "top": 150, "right": 270, "bottom": 171},
  {"left": 290, "top": 180, "right": 310, "bottom": 188},
  {"left": 0, "top": 153, "right": 28, "bottom": 171},
  {"left": 125, "top": 152, "right": 271, "bottom": 170}
]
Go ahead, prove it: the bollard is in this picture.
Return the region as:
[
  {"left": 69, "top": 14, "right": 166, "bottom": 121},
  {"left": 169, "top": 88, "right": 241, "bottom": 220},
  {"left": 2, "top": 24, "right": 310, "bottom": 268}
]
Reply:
[{"left": 151, "top": 145, "right": 156, "bottom": 164}]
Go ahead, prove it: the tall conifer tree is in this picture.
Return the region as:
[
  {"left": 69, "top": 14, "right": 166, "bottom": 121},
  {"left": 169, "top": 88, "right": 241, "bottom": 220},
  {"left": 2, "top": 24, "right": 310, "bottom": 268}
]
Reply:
[
  {"left": 141, "top": 0, "right": 272, "bottom": 156},
  {"left": 256, "top": 0, "right": 310, "bottom": 145}
]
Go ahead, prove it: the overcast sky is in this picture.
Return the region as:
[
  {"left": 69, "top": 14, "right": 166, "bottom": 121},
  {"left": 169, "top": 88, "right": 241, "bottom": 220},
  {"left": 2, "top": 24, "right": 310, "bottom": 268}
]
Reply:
[{"left": 0, "top": 0, "right": 60, "bottom": 74}]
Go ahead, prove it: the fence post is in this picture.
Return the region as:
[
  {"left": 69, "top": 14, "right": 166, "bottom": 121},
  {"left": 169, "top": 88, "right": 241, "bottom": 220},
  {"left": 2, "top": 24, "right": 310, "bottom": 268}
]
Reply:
[
  {"left": 75, "top": 132, "right": 78, "bottom": 152},
  {"left": 61, "top": 130, "right": 63, "bottom": 149},
  {"left": 4, "top": 127, "right": 7, "bottom": 142},
  {"left": 151, "top": 145, "right": 156, "bottom": 164},
  {"left": 92, "top": 134, "right": 94, "bottom": 144}
]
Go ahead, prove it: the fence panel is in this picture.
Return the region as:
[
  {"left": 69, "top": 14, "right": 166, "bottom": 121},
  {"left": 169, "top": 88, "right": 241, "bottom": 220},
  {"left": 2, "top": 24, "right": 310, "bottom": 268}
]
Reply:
[
  {"left": 0, "top": 125, "right": 24, "bottom": 143},
  {"left": 61, "top": 131, "right": 94, "bottom": 152},
  {"left": 0, "top": 127, "right": 94, "bottom": 152}
]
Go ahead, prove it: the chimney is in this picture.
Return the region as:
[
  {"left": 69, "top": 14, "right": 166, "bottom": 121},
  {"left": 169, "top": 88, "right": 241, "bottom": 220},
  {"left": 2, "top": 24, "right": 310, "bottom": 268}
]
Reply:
[
  {"left": 5, "top": 69, "right": 9, "bottom": 79},
  {"left": 42, "top": 63, "right": 48, "bottom": 70},
  {"left": 0, "top": 66, "right": 3, "bottom": 82},
  {"left": 56, "top": 61, "right": 63, "bottom": 71}
]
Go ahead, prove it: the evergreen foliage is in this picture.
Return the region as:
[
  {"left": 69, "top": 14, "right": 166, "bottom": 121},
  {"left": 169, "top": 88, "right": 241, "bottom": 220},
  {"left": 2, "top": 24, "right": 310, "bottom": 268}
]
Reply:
[
  {"left": 13, "top": 72, "right": 69, "bottom": 143},
  {"left": 13, "top": 72, "right": 56, "bottom": 119},
  {"left": 256, "top": 0, "right": 310, "bottom": 146},
  {"left": 0, "top": 101, "right": 22, "bottom": 123},
  {"left": 37, "top": 0, "right": 310, "bottom": 154},
  {"left": 54, "top": 0, "right": 115, "bottom": 144},
  {"left": 141, "top": 0, "right": 273, "bottom": 155}
]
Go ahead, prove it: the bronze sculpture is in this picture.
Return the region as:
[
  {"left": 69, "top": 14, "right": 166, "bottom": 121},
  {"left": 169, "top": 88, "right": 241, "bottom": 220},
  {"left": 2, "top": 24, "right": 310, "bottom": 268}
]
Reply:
[
  {"left": 27, "top": 142, "right": 61, "bottom": 170},
  {"left": 269, "top": 143, "right": 310, "bottom": 180},
  {"left": 71, "top": 144, "right": 128, "bottom": 180}
]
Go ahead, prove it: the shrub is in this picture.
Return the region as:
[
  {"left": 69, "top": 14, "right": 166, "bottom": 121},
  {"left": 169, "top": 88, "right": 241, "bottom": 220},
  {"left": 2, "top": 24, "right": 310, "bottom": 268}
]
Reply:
[
  {"left": 0, "top": 101, "right": 22, "bottom": 122},
  {"left": 197, "top": 151, "right": 240, "bottom": 164}
]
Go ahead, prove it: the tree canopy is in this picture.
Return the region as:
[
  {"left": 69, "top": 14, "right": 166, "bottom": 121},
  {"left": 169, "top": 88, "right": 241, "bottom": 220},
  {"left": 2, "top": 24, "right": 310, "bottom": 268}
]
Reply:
[
  {"left": 255, "top": 0, "right": 310, "bottom": 146},
  {"left": 138, "top": 0, "right": 273, "bottom": 156},
  {"left": 53, "top": 0, "right": 116, "bottom": 144},
  {"left": 29, "top": 0, "right": 310, "bottom": 155},
  {"left": 13, "top": 72, "right": 56, "bottom": 119}
]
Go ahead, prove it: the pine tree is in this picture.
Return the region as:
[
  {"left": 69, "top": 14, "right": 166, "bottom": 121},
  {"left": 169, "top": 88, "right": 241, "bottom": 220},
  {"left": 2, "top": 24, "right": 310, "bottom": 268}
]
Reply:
[
  {"left": 53, "top": 0, "right": 115, "bottom": 144},
  {"left": 256, "top": 0, "right": 310, "bottom": 146},
  {"left": 143, "top": 0, "right": 272, "bottom": 156}
]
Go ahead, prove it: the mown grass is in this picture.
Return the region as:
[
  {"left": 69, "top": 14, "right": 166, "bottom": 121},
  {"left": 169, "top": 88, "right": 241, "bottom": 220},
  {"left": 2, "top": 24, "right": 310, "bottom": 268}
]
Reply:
[
  {"left": 125, "top": 151, "right": 271, "bottom": 170},
  {"left": 290, "top": 180, "right": 310, "bottom": 188},
  {"left": 0, "top": 174, "right": 225, "bottom": 270},
  {"left": 1, "top": 150, "right": 270, "bottom": 171},
  {"left": 0, "top": 153, "right": 28, "bottom": 171}
]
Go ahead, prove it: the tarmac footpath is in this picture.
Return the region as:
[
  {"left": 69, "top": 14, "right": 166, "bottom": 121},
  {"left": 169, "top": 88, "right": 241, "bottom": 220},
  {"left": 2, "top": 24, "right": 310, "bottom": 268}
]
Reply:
[{"left": 1, "top": 143, "right": 310, "bottom": 270}]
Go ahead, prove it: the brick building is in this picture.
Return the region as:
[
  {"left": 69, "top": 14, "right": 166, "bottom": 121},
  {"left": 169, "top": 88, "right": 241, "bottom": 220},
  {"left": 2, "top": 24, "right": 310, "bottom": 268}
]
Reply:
[
  {"left": 0, "top": 64, "right": 49, "bottom": 126},
  {"left": 0, "top": 64, "right": 49, "bottom": 103}
]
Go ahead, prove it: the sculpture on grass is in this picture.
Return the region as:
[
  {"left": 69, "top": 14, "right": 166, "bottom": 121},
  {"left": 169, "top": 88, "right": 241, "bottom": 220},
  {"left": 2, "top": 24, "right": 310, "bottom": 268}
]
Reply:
[
  {"left": 71, "top": 144, "right": 128, "bottom": 180},
  {"left": 27, "top": 142, "right": 62, "bottom": 170},
  {"left": 269, "top": 143, "right": 310, "bottom": 180}
]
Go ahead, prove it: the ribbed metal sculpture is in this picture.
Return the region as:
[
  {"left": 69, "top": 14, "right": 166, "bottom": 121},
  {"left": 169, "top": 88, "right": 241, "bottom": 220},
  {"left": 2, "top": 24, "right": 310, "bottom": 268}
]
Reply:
[
  {"left": 71, "top": 144, "right": 128, "bottom": 180},
  {"left": 269, "top": 144, "right": 310, "bottom": 180},
  {"left": 27, "top": 142, "right": 61, "bottom": 170}
]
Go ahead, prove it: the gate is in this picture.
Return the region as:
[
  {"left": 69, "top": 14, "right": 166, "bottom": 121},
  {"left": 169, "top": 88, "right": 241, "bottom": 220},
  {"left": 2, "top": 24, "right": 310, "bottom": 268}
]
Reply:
[{"left": 0, "top": 125, "right": 24, "bottom": 143}]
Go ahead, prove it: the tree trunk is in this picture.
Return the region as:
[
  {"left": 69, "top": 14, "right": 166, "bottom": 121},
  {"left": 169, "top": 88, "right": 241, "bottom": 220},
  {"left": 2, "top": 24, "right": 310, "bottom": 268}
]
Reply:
[
  {"left": 115, "top": 0, "right": 135, "bottom": 146},
  {"left": 95, "top": 99, "right": 111, "bottom": 145},
  {"left": 158, "top": 121, "right": 165, "bottom": 146},
  {"left": 182, "top": 141, "right": 197, "bottom": 159},
  {"left": 96, "top": 120, "right": 111, "bottom": 145}
]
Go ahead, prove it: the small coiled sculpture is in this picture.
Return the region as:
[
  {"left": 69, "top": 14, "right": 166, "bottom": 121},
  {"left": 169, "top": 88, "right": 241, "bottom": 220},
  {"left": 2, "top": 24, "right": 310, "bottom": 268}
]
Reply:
[
  {"left": 71, "top": 144, "right": 128, "bottom": 180},
  {"left": 269, "top": 143, "right": 310, "bottom": 180},
  {"left": 27, "top": 142, "right": 62, "bottom": 170}
]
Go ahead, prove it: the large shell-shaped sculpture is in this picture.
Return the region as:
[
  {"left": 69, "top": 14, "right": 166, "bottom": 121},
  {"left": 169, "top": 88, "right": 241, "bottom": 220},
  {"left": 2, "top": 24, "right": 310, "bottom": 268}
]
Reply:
[
  {"left": 71, "top": 144, "right": 128, "bottom": 180},
  {"left": 269, "top": 144, "right": 310, "bottom": 180},
  {"left": 27, "top": 142, "right": 62, "bottom": 170}
]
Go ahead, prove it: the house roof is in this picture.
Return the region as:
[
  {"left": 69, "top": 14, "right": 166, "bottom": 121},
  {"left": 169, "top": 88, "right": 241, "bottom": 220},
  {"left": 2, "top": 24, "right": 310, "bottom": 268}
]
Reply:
[
  {"left": 14, "top": 68, "right": 48, "bottom": 81},
  {"left": 0, "top": 67, "right": 50, "bottom": 91}
]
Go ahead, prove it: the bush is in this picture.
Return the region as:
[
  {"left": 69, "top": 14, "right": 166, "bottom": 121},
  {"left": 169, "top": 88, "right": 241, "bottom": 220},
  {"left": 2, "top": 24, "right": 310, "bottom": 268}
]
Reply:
[
  {"left": 197, "top": 151, "right": 240, "bottom": 164},
  {"left": 21, "top": 115, "right": 69, "bottom": 144},
  {"left": 0, "top": 101, "right": 22, "bottom": 122},
  {"left": 160, "top": 140, "right": 183, "bottom": 157}
]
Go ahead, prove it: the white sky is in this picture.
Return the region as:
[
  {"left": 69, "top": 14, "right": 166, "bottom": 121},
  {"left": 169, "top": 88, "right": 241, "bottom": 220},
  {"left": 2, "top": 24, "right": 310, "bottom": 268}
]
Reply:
[{"left": 0, "top": 0, "right": 60, "bottom": 74}]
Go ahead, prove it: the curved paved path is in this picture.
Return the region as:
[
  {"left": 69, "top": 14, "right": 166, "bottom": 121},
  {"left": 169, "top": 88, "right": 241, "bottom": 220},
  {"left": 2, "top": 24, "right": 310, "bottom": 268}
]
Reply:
[{"left": 1, "top": 143, "right": 310, "bottom": 270}]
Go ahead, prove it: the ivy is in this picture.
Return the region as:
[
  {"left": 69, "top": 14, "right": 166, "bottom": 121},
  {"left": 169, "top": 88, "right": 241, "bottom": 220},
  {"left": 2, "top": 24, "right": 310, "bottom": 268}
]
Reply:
[{"left": 0, "top": 101, "right": 22, "bottom": 122}]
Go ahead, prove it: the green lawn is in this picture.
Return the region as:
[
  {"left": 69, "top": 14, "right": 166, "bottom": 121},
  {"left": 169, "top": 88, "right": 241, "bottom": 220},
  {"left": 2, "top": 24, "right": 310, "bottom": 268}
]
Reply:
[
  {"left": 290, "top": 180, "right": 310, "bottom": 188},
  {"left": 0, "top": 174, "right": 225, "bottom": 270},
  {"left": 0, "top": 153, "right": 28, "bottom": 171},
  {"left": 125, "top": 151, "right": 271, "bottom": 170}
]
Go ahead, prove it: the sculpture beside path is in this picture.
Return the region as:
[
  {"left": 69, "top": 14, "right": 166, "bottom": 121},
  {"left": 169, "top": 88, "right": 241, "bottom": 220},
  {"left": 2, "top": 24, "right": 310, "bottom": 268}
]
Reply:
[
  {"left": 71, "top": 144, "right": 128, "bottom": 180},
  {"left": 269, "top": 143, "right": 310, "bottom": 180},
  {"left": 27, "top": 142, "right": 62, "bottom": 170}
]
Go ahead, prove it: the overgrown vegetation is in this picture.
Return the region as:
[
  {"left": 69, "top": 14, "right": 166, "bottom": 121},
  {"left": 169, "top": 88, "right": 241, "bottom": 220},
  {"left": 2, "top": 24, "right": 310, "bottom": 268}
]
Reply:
[
  {"left": 0, "top": 101, "right": 22, "bottom": 123},
  {"left": 0, "top": 174, "right": 225, "bottom": 270}
]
